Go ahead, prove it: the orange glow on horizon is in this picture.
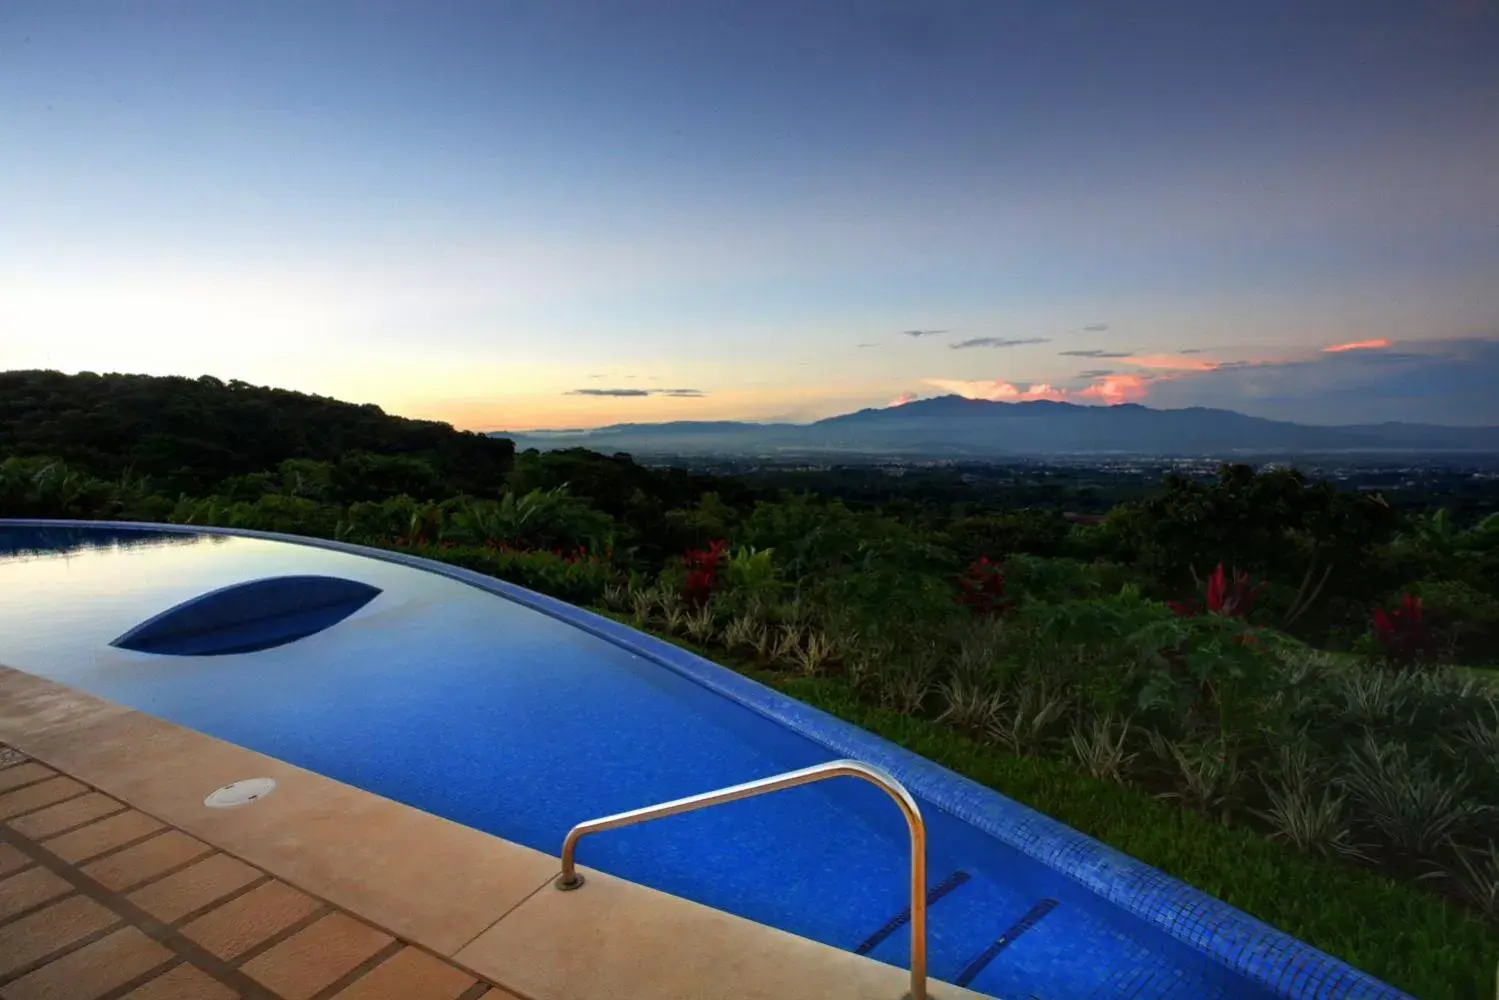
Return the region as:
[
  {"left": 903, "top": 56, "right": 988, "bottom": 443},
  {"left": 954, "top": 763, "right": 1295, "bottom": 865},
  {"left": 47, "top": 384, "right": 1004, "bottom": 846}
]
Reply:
[
  {"left": 1322, "top": 339, "right": 1391, "bottom": 353},
  {"left": 418, "top": 380, "right": 914, "bottom": 432}
]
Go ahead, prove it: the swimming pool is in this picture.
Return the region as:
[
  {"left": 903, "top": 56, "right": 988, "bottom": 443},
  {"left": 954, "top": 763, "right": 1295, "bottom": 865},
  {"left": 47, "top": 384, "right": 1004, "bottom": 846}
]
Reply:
[{"left": 0, "top": 521, "right": 1405, "bottom": 999}]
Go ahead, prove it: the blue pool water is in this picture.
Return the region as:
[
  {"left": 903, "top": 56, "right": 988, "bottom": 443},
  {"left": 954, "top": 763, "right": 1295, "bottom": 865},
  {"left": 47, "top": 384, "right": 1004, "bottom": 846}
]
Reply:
[{"left": 0, "top": 524, "right": 1397, "bottom": 999}]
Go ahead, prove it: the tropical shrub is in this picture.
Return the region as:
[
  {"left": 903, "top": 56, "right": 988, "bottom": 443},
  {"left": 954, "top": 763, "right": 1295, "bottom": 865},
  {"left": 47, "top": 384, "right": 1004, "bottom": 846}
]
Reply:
[
  {"left": 949, "top": 509, "right": 1068, "bottom": 561},
  {"left": 956, "top": 556, "right": 1008, "bottom": 615},
  {"left": 0, "top": 456, "right": 123, "bottom": 518},
  {"left": 681, "top": 539, "right": 729, "bottom": 606},
  {"left": 719, "top": 545, "right": 781, "bottom": 611},
  {"left": 1168, "top": 562, "right": 1260, "bottom": 619},
  {"left": 1411, "top": 578, "right": 1499, "bottom": 663},
  {"left": 401, "top": 542, "right": 620, "bottom": 605},
  {"left": 1372, "top": 594, "right": 1435, "bottom": 667},
  {"left": 437, "top": 487, "right": 615, "bottom": 552}
]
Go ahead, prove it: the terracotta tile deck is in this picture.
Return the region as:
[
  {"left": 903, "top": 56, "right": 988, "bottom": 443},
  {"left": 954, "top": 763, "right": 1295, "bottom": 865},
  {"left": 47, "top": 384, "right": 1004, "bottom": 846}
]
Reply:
[{"left": 0, "top": 743, "right": 503, "bottom": 1000}]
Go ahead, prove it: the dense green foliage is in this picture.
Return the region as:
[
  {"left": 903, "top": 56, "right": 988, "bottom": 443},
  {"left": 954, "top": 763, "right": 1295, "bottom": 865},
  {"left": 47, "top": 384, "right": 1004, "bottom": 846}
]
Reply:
[
  {"left": 0, "top": 370, "right": 515, "bottom": 494},
  {"left": 4, "top": 371, "right": 1498, "bottom": 996}
]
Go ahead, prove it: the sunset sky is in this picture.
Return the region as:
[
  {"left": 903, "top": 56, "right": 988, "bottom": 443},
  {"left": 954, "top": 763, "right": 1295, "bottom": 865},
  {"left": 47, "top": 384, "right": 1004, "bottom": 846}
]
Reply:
[{"left": 3, "top": 1, "right": 1497, "bottom": 429}]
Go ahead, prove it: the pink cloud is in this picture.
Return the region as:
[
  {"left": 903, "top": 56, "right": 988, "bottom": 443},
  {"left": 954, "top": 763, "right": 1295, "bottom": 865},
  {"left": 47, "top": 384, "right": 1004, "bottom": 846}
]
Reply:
[
  {"left": 923, "top": 379, "right": 1071, "bottom": 402},
  {"left": 1076, "top": 373, "right": 1151, "bottom": 403},
  {"left": 922, "top": 369, "right": 1158, "bottom": 407},
  {"left": 915, "top": 338, "right": 1433, "bottom": 414},
  {"left": 1322, "top": 338, "right": 1391, "bottom": 353},
  {"left": 919, "top": 349, "right": 1296, "bottom": 409},
  {"left": 888, "top": 391, "right": 918, "bottom": 406}
]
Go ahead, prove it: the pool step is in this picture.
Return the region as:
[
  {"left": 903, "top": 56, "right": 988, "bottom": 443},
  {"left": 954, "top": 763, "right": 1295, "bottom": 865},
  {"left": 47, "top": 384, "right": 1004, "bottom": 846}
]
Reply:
[
  {"left": 953, "top": 897, "right": 1058, "bottom": 988},
  {"left": 855, "top": 865, "right": 1073, "bottom": 995},
  {"left": 854, "top": 869, "right": 972, "bottom": 956}
]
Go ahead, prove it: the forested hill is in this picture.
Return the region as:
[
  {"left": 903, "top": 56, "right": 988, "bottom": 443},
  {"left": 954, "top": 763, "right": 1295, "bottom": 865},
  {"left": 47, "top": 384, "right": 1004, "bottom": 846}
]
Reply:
[{"left": 0, "top": 370, "right": 515, "bottom": 495}]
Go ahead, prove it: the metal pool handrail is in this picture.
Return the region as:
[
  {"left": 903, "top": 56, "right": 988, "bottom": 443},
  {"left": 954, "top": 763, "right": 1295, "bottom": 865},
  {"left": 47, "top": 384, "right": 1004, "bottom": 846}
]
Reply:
[{"left": 554, "top": 758, "right": 931, "bottom": 1000}]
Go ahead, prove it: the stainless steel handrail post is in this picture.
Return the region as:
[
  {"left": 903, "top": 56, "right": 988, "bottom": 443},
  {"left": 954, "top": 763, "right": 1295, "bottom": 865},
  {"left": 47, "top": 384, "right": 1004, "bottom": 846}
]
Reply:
[{"left": 553, "top": 759, "right": 929, "bottom": 1000}]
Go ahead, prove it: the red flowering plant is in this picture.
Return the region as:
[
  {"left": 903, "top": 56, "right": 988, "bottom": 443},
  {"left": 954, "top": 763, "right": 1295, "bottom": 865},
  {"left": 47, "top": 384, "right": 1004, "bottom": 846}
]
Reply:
[
  {"left": 957, "top": 556, "right": 1009, "bottom": 616},
  {"left": 1169, "top": 563, "right": 1259, "bottom": 620},
  {"left": 1372, "top": 593, "right": 1434, "bottom": 666},
  {"left": 682, "top": 539, "right": 730, "bottom": 606}
]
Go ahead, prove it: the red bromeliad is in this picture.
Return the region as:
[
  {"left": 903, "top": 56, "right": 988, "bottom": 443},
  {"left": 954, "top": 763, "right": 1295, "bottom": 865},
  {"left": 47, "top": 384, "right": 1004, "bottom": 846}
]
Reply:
[
  {"left": 1373, "top": 593, "right": 1431, "bottom": 665},
  {"left": 1374, "top": 593, "right": 1422, "bottom": 634},
  {"left": 957, "top": 556, "right": 1008, "bottom": 615},
  {"left": 683, "top": 538, "right": 729, "bottom": 606},
  {"left": 1171, "top": 562, "right": 1259, "bottom": 619}
]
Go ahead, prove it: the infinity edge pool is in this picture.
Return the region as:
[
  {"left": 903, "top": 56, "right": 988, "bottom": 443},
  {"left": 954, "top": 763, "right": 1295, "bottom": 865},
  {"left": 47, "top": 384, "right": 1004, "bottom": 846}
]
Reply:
[{"left": 0, "top": 519, "right": 1409, "bottom": 1000}]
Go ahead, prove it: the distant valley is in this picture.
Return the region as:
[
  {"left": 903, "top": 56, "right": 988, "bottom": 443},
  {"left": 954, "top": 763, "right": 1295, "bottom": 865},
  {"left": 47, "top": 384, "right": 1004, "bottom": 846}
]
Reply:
[{"left": 493, "top": 396, "right": 1499, "bottom": 458}]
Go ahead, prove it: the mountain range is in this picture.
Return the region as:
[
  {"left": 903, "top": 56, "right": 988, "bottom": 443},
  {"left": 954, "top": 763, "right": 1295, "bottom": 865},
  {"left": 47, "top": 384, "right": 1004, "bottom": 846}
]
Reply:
[{"left": 493, "top": 397, "right": 1499, "bottom": 458}]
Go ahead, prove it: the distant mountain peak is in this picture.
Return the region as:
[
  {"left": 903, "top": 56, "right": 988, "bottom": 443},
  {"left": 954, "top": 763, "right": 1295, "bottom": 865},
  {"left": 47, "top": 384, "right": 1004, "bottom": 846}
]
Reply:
[{"left": 494, "top": 397, "right": 1499, "bottom": 458}]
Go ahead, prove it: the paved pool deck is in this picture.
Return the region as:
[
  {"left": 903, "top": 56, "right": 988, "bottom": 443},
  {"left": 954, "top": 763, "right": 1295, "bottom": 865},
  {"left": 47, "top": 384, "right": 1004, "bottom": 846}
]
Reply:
[
  {"left": 0, "top": 747, "right": 498, "bottom": 1000},
  {"left": 0, "top": 666, "right": 978, "bottom": 1000}
]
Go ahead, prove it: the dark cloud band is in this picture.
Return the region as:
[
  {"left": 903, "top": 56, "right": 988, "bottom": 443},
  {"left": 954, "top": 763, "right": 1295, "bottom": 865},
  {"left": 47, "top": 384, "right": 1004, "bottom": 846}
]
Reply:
[{"left": 951, "top": 337, "right": 1048, "bottom": 349}]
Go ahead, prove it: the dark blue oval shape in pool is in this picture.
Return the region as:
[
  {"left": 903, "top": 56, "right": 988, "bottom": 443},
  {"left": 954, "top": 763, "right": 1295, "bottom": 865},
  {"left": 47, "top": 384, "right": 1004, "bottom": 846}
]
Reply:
[{"left": 111, "top": 575, "right": 381, "bottom": 656}]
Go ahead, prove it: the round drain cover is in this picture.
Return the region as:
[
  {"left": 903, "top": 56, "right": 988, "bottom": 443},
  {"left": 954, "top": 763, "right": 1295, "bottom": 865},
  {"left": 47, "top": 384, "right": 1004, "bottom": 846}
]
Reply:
[{"left": 204, "top": 778, "right": 277, "bottom": 809}]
